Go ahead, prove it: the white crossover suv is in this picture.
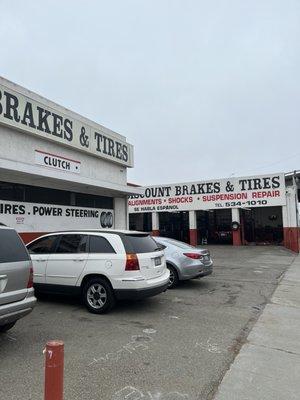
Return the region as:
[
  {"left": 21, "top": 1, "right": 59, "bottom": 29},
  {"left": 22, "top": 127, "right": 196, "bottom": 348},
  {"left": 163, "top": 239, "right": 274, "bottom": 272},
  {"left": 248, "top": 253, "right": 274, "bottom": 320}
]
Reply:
[{"left": 26, "top": 230, "right": 169, "bottom": 313}]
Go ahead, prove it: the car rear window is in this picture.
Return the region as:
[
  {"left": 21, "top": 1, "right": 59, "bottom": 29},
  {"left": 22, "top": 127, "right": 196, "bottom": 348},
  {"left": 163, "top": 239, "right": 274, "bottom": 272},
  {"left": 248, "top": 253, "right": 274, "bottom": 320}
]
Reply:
[
  {"left": 121, "top": 234, "right": 160, "bottom": 253},
  {"left": 0, "top": 229, "right": 30, "bottom": 263},
  {"left": 89, "top": 236, "right": 116, "bottom": 253}
]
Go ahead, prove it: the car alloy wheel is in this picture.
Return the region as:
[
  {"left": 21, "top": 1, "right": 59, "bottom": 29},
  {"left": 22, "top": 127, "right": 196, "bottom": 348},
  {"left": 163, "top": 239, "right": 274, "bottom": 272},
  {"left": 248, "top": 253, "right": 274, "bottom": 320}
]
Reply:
[
  {"left": 87, "top": 283, "right": 107, "bottom": 309},
  {"left": 82, "top": 277, "right": 115, "bottom": 314},
  {"left": 167, "top": 265, "right": 179, "bottom": 289},
  {"left": 169, "top": 270, "right": 175, "bottom": 286}
]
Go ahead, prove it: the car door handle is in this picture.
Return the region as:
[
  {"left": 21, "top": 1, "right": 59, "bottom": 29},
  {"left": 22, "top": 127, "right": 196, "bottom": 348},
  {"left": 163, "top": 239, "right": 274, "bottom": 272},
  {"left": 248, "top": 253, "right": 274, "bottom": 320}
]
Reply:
[
  {"left": 36, "top": 259, "right": 47, "bottom": 262},
  {"left": 73, "top": 259, "right": 84, "bottom": 262}
]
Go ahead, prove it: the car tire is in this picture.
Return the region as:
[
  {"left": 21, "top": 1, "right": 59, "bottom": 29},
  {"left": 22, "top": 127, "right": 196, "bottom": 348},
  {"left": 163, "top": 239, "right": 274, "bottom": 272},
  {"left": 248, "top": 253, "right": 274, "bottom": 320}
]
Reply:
[
  {"left": 82, "top": 277, "right": 115, "bottom": 314},
  {"left": 0, "top": 322, "right": 16, "bottom": 333},
  {"left": 167, "top": 265, "right": 179, "bottom": 289}
]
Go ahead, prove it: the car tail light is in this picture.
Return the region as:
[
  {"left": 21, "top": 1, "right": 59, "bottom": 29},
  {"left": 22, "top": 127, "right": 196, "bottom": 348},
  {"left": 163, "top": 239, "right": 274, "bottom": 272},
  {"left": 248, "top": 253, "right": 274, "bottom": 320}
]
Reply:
[
  {"left": 125, "top": 253, "right": 140, "bottom": 271},
  {"left": 183, "top": 253, "right": 203, "bottom": 260},
  {"left": 27, "top": 266, "right": 34, "bottom": 288}
]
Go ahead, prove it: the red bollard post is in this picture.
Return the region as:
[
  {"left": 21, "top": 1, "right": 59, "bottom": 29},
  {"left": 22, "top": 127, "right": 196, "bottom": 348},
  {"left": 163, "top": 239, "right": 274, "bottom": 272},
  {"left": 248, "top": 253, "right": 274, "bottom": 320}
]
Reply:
[{"left": 44, "top": 340, "right": 64, "bottom": 400}]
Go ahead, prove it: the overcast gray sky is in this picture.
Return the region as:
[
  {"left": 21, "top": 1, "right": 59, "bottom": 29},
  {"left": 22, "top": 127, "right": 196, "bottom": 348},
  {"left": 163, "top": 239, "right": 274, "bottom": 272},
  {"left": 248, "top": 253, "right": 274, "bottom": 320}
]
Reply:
[{"left": 1, "top": 0, "right": 299, "bottom": 185}]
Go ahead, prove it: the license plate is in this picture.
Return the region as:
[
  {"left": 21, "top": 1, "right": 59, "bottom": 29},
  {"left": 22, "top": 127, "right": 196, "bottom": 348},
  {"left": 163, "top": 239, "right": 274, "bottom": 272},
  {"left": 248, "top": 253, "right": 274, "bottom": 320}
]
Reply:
[{"left": 154, "top": 257, "right": 161, "bottom": 266}]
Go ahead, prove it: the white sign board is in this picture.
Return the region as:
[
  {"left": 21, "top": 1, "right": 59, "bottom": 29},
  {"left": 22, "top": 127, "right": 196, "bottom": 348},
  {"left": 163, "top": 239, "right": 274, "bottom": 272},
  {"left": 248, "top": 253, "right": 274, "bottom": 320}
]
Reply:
[
  {"left": 35, "top": 150, "right": 81, "bottom": 174},
  {"left": 0, "top": 200, "right": 114, "bottom": 232},
  {"left": 0, "top": 82, "right": 133, "bottom": 167},
  {"left": 128, "top": 173, "right": 286, "bottom": 213}
]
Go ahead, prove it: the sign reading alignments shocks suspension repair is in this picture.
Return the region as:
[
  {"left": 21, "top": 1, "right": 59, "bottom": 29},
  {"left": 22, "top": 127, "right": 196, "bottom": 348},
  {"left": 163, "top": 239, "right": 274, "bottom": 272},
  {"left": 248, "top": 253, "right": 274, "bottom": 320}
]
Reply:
[{"left": 128, "top": 173, "right": 286, "bottom": 213}]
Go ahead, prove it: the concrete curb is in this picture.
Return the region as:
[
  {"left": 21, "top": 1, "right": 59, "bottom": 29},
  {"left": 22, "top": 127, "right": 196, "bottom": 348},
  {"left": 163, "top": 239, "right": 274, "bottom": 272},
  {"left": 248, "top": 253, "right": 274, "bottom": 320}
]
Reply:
[{"left": 213, "top": 254, "right": 300, "bottom": 400}]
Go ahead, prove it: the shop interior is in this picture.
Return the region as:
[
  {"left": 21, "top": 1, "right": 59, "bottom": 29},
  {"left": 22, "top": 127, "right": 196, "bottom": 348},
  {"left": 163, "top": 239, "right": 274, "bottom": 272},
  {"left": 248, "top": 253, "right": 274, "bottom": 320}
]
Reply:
[
  {"left": 129, "top": 206, "right": 284, "bottom": 246},
  {"left": 240, "top": 206, "right": 283, "bottom": 245}
]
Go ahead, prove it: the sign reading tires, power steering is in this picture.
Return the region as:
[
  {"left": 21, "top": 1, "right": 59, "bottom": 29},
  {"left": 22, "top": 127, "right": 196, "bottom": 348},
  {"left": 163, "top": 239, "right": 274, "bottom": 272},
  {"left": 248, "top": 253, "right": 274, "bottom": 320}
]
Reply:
[{"left": 0, "top": 200, "right": 114, "bottom": 232}]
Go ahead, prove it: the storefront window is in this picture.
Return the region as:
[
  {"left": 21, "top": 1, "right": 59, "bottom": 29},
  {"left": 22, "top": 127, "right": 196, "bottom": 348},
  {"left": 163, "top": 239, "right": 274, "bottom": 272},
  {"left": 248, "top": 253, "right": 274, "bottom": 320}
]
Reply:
[
  {"left": 0, "top": 181, "right": 113, "bottom": 209},
  {"left": 0, "top": 182, "right": 25, "bottom": 201}
]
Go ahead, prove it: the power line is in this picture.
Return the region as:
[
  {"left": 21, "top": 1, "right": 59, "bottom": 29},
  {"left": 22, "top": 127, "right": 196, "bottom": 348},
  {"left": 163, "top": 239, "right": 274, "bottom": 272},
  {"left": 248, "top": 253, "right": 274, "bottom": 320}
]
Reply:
[{"left": 230, "top": 152, "right": 300, "bottom": 176}]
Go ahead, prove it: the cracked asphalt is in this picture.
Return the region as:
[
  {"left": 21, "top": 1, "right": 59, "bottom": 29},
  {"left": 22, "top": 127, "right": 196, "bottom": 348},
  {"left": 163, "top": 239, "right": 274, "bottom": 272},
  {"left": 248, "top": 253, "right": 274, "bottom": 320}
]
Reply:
[{"left": 0, "top": 246, "right": 295, "bottom": 400}]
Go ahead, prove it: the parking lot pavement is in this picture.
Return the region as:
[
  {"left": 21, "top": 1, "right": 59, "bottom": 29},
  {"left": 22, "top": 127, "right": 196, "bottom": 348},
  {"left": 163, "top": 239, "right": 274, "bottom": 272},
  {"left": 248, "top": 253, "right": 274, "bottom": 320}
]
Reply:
[{"left": 0, "top": 246, "right": 296, "bottom": 400}]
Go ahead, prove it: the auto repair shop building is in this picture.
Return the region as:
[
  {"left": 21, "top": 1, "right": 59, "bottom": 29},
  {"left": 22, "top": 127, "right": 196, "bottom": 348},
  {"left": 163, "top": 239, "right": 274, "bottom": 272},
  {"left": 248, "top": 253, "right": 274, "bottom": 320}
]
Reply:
[
  {"left": 0, "top": 76, "right": 140, "bottom": 243},
  {"left": 128, "top": 173, "right": 300, "bottom": 253}
]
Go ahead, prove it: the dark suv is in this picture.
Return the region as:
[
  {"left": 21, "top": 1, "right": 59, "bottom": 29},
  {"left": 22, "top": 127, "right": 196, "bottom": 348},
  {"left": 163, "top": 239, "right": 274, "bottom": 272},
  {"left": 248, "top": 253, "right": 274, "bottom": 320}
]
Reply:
[{"left": 0, "top": 226, "right": 36, "bottom": 332}]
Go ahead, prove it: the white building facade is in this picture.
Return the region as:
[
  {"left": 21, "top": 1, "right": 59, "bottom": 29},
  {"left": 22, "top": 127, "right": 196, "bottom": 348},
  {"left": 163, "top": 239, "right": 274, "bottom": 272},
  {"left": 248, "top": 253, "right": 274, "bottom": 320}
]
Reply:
[{"left": 0, "top": 77, "right": 140, "bottom": 243}]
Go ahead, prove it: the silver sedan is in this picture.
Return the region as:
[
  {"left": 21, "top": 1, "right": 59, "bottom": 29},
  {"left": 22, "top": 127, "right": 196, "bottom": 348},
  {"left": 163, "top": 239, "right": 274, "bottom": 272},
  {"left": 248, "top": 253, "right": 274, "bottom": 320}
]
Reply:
[{"left": 154, "top": 237, "right": 213, "bottom": 288}]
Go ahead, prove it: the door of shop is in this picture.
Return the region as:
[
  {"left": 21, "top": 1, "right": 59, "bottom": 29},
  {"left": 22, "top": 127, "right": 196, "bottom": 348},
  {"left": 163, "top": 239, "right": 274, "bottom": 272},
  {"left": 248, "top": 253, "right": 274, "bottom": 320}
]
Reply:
[
  {"left": 197, "top": 209, "right": 233, "bottom": 244},
  {"left": 241, "top": 206, "right": 283, "bottom": 245},
  {"left": 159, "top": 212, "right": 189, "bottom": 243},
  {"left": 129, "top": 213, "right": 152, "bottom": 232}
]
